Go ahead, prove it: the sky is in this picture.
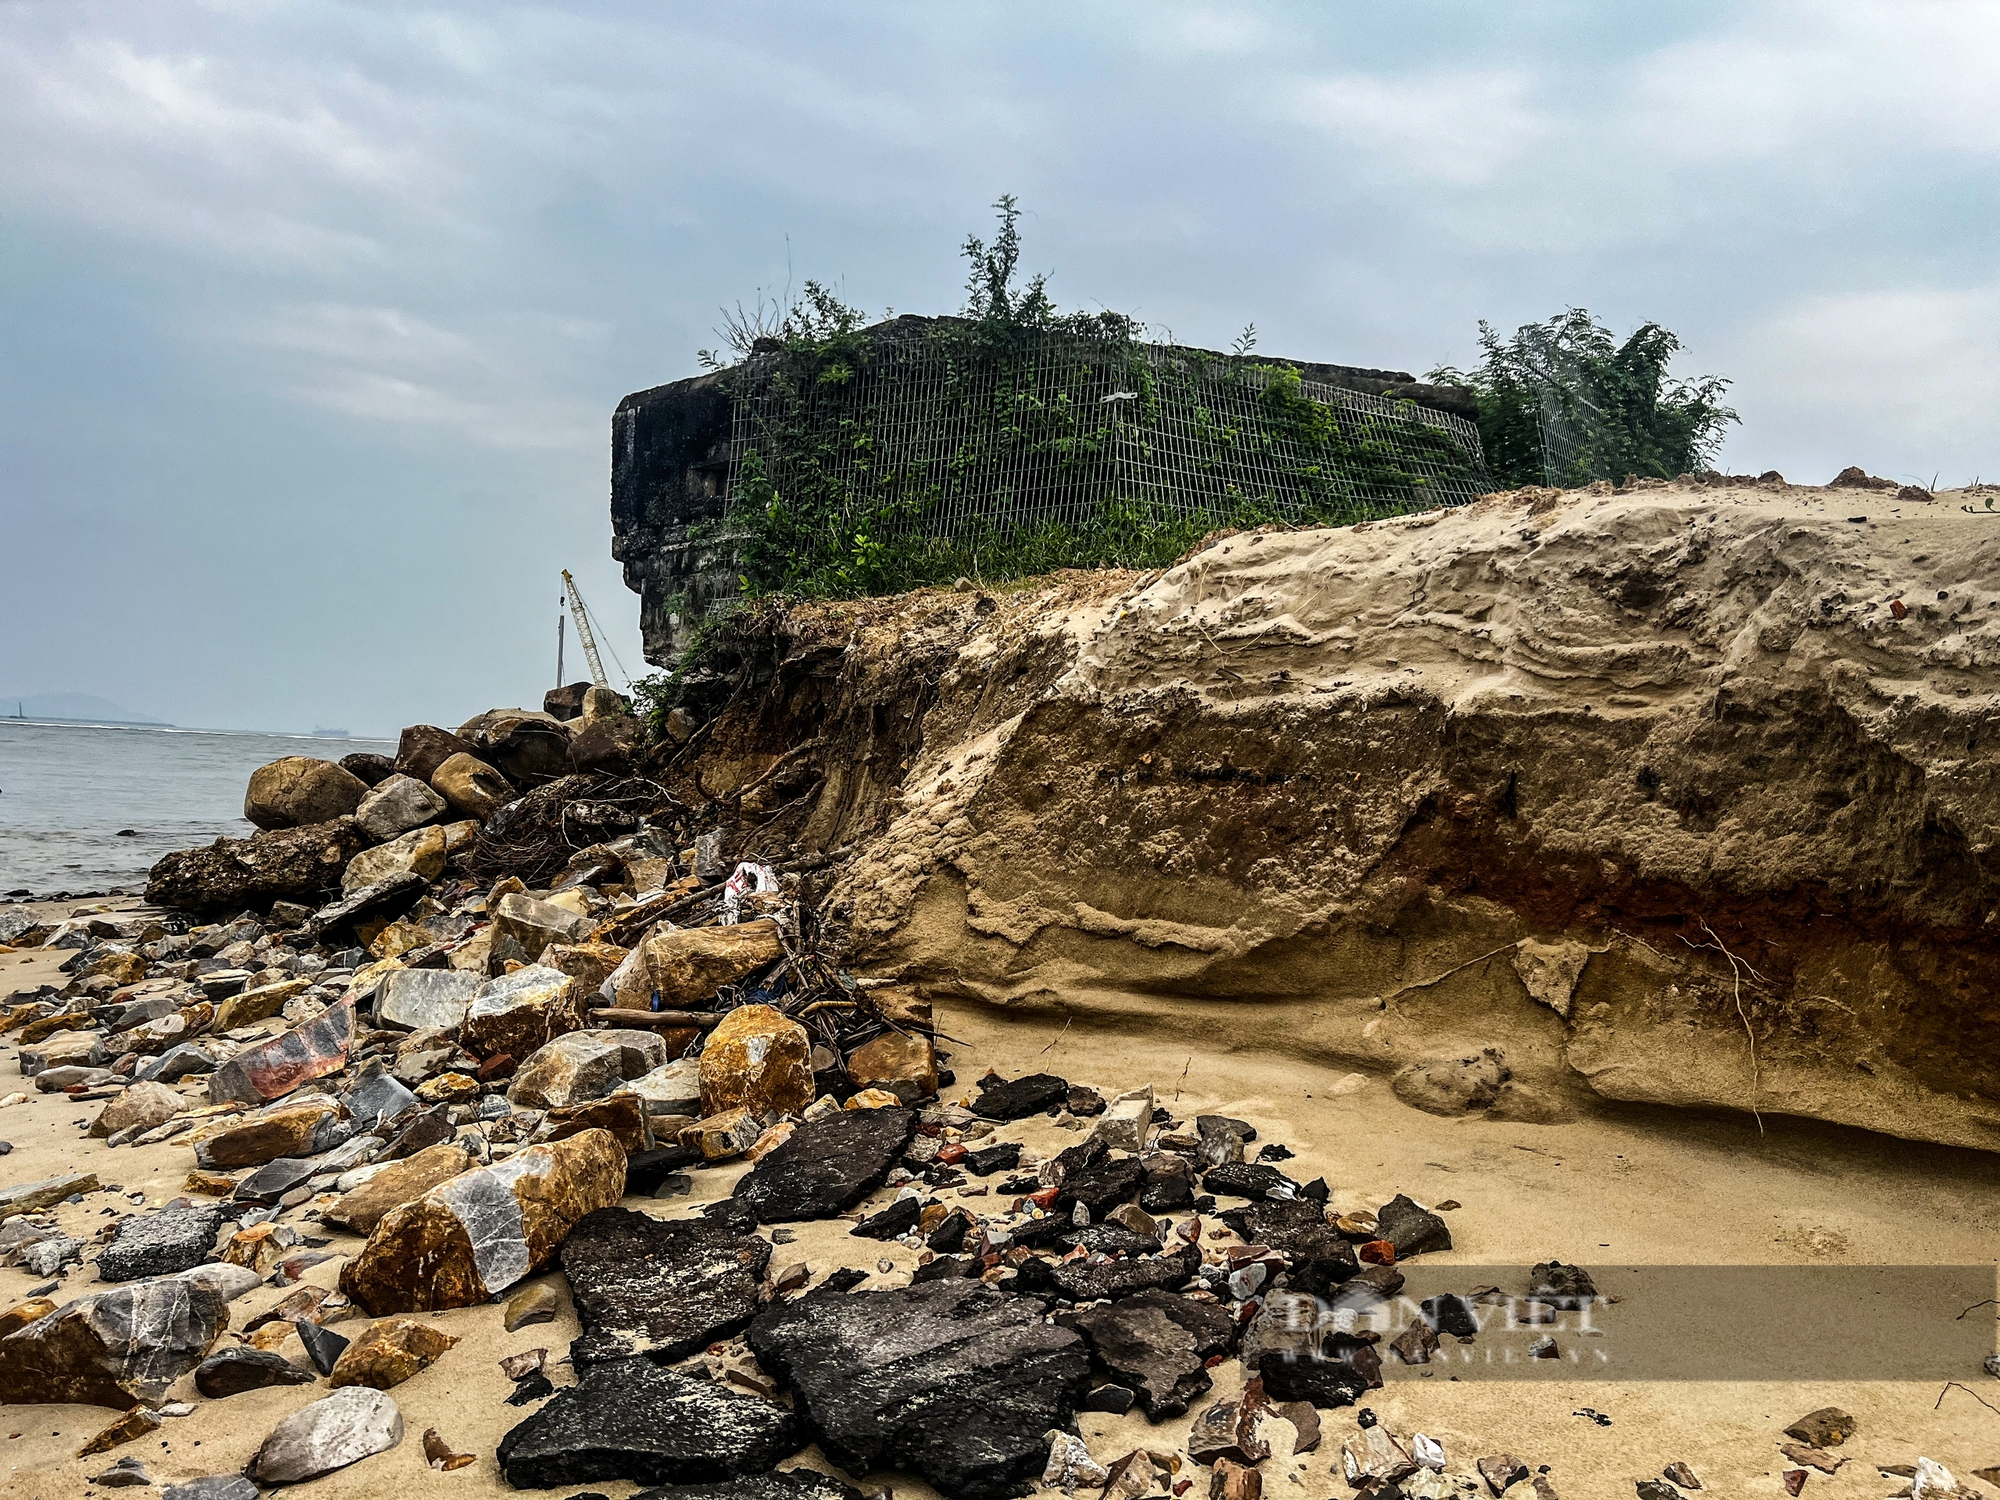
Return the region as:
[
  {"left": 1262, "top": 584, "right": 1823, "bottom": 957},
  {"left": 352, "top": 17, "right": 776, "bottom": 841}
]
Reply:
[{"left": 1, "top": 1, "right": 1995, "bottom": 736}]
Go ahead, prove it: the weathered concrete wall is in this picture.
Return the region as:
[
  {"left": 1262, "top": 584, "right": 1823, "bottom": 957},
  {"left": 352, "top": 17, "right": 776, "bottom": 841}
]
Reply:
[{"left": 609, "top": 317, "right": 1477, "bottom": 666}]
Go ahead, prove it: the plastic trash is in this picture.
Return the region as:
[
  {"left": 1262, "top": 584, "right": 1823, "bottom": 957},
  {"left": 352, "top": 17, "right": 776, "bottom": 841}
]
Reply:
[{"left": 722, "top": 861, "right": 779, "bottom": 925}]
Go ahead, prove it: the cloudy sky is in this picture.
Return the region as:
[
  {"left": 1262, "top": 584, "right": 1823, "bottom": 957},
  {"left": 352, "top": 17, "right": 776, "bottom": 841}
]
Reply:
[{"left": 2, "top": 1, "right": 1994, "bottom": 735}]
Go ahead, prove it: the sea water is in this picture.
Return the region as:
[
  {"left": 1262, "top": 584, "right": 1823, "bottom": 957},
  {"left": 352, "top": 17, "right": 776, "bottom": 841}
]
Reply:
[{"left": 0, "top": 721, "right": 395, "bottom": 895}]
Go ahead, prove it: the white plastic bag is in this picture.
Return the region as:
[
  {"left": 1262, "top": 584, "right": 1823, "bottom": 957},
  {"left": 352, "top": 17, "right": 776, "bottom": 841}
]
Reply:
[{"left": 721, "top": 860, "right": 779, "bottom": 925}]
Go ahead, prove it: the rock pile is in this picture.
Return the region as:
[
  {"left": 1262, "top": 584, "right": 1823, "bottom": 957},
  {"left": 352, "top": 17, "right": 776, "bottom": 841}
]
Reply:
[{"left": 0, "top": 696, "right": 1608, "bottom": 1497}]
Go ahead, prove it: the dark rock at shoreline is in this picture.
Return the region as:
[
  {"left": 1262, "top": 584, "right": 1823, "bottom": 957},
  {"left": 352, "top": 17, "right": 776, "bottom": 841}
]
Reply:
[
  {"left": 631, "top": 1475, "right": 861, "bottom": 1500},
  {"left": 145, "top": 819, "right": 369, "bottom": 914},
  {"left": 394, "top": 725, "right": 478, "bottom": 785},
  {"left": 1016, "top": 1241, "right": 1202, "bottom": 1304}
]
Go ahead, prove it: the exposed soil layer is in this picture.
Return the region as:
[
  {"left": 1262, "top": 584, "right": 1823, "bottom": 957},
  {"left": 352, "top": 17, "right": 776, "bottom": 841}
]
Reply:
[{"left": 668, "top": 477, "right": 2000, "bottom": 1152}]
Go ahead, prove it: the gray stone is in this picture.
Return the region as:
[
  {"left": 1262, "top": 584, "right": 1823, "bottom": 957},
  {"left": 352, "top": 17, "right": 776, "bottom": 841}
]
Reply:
[
  {"left": 355, "top": 775, "right": 448, "bottom": 843},
  {"left": 90, "top": 1457, "right": 153, "bottom": 1488},
  {"left": 232, "top": 1157, "right": 323, "bottom": 1204},
  {"left": 137, "top": 1045, "right": 217, "bottom": 1083},
  {"left": 194, "top": 1346, "right": 315, "bottom": 1398},
  {"left": 20, "top": 1236, "right": 79, "bottom": 1278},
  {"left": 623, "top": 1057, "right": 704, "bottom": 1117},
  {"left": 163, "top": 1478, "right": 261, "bottom": 1500},
  {"left": 247, "top": 1385, "right": 403, "bottom": 1483},
  {"left": 33, "top": 1065, "right": 116, "bottom": 1092},
  {"left": 96, "top": 1207, "right": 224, "bottom": 1282},
  {"left": 374, "top": 968, "right": 480, "bottom": 1032},
  {"left": 0, "top": 1276, "right": 229, "bottom": 1407},
  {"left": 509, "top": 1031, "right": 631, "bottom": 1110},
  {"left": 343, "top": 1071, "right": 421, "bottom": 1130},
  {"left": 180, "top": 1263, "right": 263, "bottom": 1301},
  {"left": 492, "top": 892, "right": 591, "bottom": 955}
]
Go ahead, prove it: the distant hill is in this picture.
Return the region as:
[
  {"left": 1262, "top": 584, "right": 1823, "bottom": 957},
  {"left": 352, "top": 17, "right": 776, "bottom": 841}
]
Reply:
[{"left": 0, "top": 692, "right": 169, "bottom": 725}]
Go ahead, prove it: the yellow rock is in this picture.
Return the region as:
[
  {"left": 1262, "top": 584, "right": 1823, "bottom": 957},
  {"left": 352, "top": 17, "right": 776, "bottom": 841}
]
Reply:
[
  {"left": 214, "top": 978, "right": 309, "bottom": 1030},
  {"left": 328, "top": 1317, "right": 460, "bottom": 1390},
  {"left": 616, "top": 920, "right": 785, "bottom": 1012},
  {"left": 541, "top": 940, "right": 629, "bottom": 997},
  {"left": 322, "top": 1142, "right": 474, "bottom": 1235},
  {"left": 414, "top": 1071, "right": 480, "bottom": 1103},
  {"left": 745, "top": 1120, "right": 796, "bottom": 1161},
  {"left": 847, "top": 1030, "right": 937, "bottom": 1099},
  {"left": 678, "top": 1107, "right": 769, "bottom": 1161},
  {"left": 0, "top": 1297, "right": 56, "bottom": 1339},
  {"left": 339, "top": 1130, "right": 625, "bottom": 1315},
  {"left": 699, "top": 1003, "right": 813, "bottom": 1119},
  {"left": 368, "top": 920, "right": 433, "bottom": 960},
  {"left": 846, "top": 1088, "right": 902, "bottom": 1110},
  {"left": 83, "top": 951, "right": 148, "bottom": 987},
  {"left": 77, "top": 1404, "right": 161, "bottom": 1456},
  {"left": 184, "top": 1169, "right": 238, "bottom": 1197},
  {"left": 342, "top": 824, "right": 448, "bottom": 895}
]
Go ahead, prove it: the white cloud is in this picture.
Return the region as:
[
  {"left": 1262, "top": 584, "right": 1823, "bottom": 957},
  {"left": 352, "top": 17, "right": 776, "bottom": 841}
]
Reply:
[
  {"left": 1718, "top": 282, "right": 2000, "bottom": 484},
  {"left": 1284, "top": 67, "right": 1547, "bottom": 187}
]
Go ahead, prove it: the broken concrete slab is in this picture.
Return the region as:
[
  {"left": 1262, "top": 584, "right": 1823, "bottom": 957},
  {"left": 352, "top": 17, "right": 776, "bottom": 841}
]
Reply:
[
  {"left": 563, "top": 1206, "right": 772, "bottom": 1366},
  {"left": 496, "top": 1356, "right": 801, "bottom": 1489},
  {"left": 733, "top": 1106, "right": 917, "bottom": 1222},
  {"left": 748, "top": 1277, "right": 1090, "bottom": 1500},
  {"left": 95, "top": 1205, "right": 224, "bottom": 1282}
]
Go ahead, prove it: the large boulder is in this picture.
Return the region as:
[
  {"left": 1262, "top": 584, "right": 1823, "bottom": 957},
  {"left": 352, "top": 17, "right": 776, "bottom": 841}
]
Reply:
[
  {"left": 748, "top": 1279, "right": 1091, "bottom": 1500},
  {"left": 354, "top": 774, "right": 447, "bottom": 843},
  {"left": 341, "top": 825, "right": 447, "bottom": 895},
  {"left": 492, "top": 891, "right": 591, "bottom": 955},
  {"left": 374, "top": 968, "right": 480, "bottom": 1031},
  {"left": 393, "top": 724, "right": 477, "bottom": 784},
  {"left": 545, "top": 682, "right": 592, "bottom": 721},
  {"left": 338, "top": 751, "right": 398, "bottom": 787},
  {"left": 461, "top": 965, "right": 588, "bottom": 1059},
  {"left": 614, "top": 920, "right": 786, "bottom": 1011},
  {"left": 511, "top": 1030, "right": 666, "bottom": 1110},
  {"left": 430, "top": 752, "right": 513, "bottom": 821},
  {"left": 146, "top": 819, "right": 369, "bottom": 913},
  {"left": 243, "top": 757, "right": 369, "bottom": 831},
  {"left": 0, "top": 1276, "right": 230, "bottom": 1408},
  {"left": 570, "top": 714, "right": 641, "bottom": 775},
  {"left": 699, "top": 1003, "right": 813, "bottom": 1119},
  {"left": 338, "top": 1129, "right": 625, "bottom": 1314},
  {"left": 458, "top": 709, "right": 575, "bottom": 787}
]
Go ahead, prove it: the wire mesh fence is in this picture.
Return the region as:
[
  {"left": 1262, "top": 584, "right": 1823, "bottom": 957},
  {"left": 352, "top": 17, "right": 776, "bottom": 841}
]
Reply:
[{"left": 722, "top": 332, "right": 1491, "bottom": 543}]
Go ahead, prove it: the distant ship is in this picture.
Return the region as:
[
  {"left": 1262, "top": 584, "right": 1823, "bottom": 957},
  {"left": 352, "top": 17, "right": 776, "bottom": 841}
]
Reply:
[{"left": 311, "top": 727, "right": 351, "bottom": 738}]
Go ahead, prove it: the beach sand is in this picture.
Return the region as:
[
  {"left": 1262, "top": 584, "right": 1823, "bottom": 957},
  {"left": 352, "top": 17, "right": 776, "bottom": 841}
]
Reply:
[{"left": 0, "top": 899, "right": 1997, "bottom": 1498}]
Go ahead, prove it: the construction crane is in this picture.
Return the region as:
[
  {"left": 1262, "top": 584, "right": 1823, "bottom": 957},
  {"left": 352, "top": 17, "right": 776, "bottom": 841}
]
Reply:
[{"left": 562, "top": 570, "right": 610, "bottom": 690}]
